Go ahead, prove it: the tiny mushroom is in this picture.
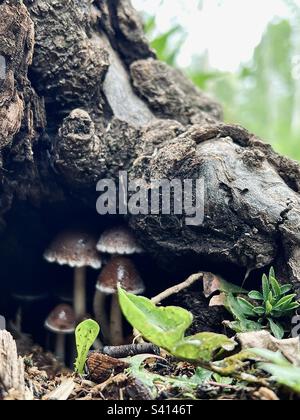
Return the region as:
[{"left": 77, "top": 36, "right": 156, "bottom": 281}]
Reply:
[
  {"left": 96, "top": 256, "right": 145, "bottom": 345},
  {"left": 45, "top": 304, "right": 76, "bottom": 362},
  {"left": 96, "top": 225, "right": 144, "bottom": 255},
  {"left": 94, "top": 225, "right": 144, "bottom": 342},
  {"left": 44, "top": 229, "right": 102, "bottom": 319}
]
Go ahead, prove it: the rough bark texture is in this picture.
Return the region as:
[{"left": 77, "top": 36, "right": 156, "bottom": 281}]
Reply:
[
  {"left": 0, "top": 0, "right": 300, "bottom": 294},
  {"left": 0, "top": 330, "right": 30, "bottom": 399}
]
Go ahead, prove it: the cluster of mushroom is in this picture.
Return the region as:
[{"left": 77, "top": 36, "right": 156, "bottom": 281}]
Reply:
[{"left": 43, "top": 225, "right": 145, "bottom": 359}]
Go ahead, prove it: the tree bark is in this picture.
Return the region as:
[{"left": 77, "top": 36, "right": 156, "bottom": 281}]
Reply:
[
  {"left": 0, "top": 0, "right": 300, "bottom": 292},
  {"left": 0, "top": 330, "right": 31, "bottom": 399}
]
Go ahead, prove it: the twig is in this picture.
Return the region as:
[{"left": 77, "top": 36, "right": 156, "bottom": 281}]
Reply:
[
  {"left": 102, "top": 343, "right": 160, "bottom": 358},
  {"left": 151, "top": 273, "right": 203, "bottom": 305},
  {"left": 207, "top": 381, "right": 253, "bottom": 391},
  {"left": 43, "top": 378, "right": 75, "bottom": 401}
]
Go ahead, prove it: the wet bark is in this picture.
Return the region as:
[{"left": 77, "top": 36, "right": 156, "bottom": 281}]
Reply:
[{"left": 0, "top": 0, "right": 300, "bottom": 291}]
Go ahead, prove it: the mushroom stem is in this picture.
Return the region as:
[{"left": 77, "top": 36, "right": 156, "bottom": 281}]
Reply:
[
  {"left": 74, "top": 267, "right": 86, "bottom": 319},
  {"left": 93, "top": 290, "right": 110, "bottom": 343},
  {"left": 55, "top": 334, "right": 66, "bottom": 363},
  {"left": 110, "top": 294, "right": 124, "bottom": 346}
]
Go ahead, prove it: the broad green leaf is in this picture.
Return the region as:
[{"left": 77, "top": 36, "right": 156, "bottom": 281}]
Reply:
[
  {"left": 248, "top": 291, "right": 264, "bottom": 301},
  {"left": 75, "top": 319, "right": 100, "bottom": 374},
  {"left": 268, "top": 318, "right": 285, "bottom": 339},
  {"left": 260, "top": 364, "right": 300, "bottom": 394},
  {"left": 172, "top": 332, "right": 236, "bottom": 362},
  {"left": 118, "top": 287, "right": 193, "bottom": 351},
  {"left": 225, "top": 294, "right": 248, "bottom": 321},
  {"left": 262, "top": 274, "right": 270, "bottom": 301},
  {"left": 236, "top": 297, "right": 256, "bottom": 317}
]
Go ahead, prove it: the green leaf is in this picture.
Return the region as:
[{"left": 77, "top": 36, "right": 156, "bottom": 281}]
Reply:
[
  {"left": 262, "top": 274, "right": 270, "bottom": 301},
  {"left": 265, "top": 300, "right": 273, "bottom": 315},
  {"left": 280, "top": 284, "right": 293, "bottom": 295},
  {"left": 118, "top": 287, "right": 236, "bottom": 362},
  {"left": 118, "top": 287, "right": 193, "bottom": 351},
  {"left": 252, "top": 350, "right": 300, "bottom": 394},
  {"left": 218, "top": 279, "right": 248, "bottom": 295},
  {"left": 248, "top": 291, "right": 264, "bottom": 301},
  {"left": 225, "top": 320, "right": 262, "bottom": 334},
  {"left": 253, "top": 306, "right": 265, "bottom": 316},
  {"left": 273, "top": 294, "right": 297, "bottom": 310},
  {"left": 252, "top": 349, "right": 291, "bottom": 367},
  {"left": 172, "top": 332, "right": 236, "bottom": 362},
  {"left": 75, "top": 319, "right": 100, "bottom": 374},
  {"left": 128, "top": 355, "right": 213, "bottom": 398},
  {"left": 260, "top": 364, "right": 300, "bottom": 394},
  {"left": 284, "top": 302, "right": 300, "bottom": 311},
  {"left": 225, "top": 294, "right": 248, "bottom": 321},
  {"left": 212, "top": 373, "right": 233, "bottom": 385},
  {"left": 269, "top": 276, "right": 281, "bottom": 297},
  {"left": 268, "top": 319, "right": 285, "bottom": 339},
  {"left": 268, "top": 291, "right": 274, "bottom": 305},
  {"left": 269, "top": 267, "right": 276, "bottom": 281},
  {"left": 236, "top": 298, "right": 256, "bottom": 317}
]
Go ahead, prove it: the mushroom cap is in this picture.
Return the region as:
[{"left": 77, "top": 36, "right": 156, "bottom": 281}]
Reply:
[
  {"left": 96, "top": 226, "right": 144, "bottom": 255},
  {"left": 96, "top": 256, "right": 145, "bottom": 295},
  {"left": 44, "top": 229, "right": 102, "bottom": 269},
  {"left": 45, "top": 304, "right": 76, "bottom": 334}
]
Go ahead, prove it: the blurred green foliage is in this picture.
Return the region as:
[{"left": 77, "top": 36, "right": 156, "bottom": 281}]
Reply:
[{"left": 145, "top": 5, "right": 300, "bottom": 161}]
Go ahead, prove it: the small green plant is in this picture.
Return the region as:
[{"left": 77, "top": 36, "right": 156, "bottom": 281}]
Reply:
[
  {"left": 74, "top": 319, "right": 100, "bottom": 374},
  {"left": 252, "top": 349, "right": 300, "bottom": 394},
  {"left": 226, "top": 268, "right": 299, "bottom": 339},
  {"left": 118, "top": 286, "right": 236, "bottom": 363}
]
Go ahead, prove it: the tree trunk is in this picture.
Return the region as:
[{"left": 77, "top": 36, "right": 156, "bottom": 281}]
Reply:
[{"left": 0, "top": 0, "right": 300, "bottom": 294}]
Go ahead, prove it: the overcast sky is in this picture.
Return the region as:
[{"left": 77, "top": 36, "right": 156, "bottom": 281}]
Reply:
[{"left": 132, "top": 0, "right": 300, "bottom": 71}]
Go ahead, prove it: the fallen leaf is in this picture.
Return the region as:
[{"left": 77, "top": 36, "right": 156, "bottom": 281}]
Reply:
[
  {"left": 209, "top": 293, "right": 226, "bottom": 307},
  {"left": 236, "top": 330, "right": 300, "bottom": 365}
]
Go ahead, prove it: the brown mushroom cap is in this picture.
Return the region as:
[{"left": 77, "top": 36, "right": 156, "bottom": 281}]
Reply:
[
  {"left": 44, "top": 229, "right": 102, "bottom": 269},
  {"left": 96, "top": 256, "right": 145, "bottom": 295},
  {"left": 96, "top": 226, "right": 144, "bottom": 255},
  {"left": 45, "top": 304, "right": 76, "bottom": 334}
]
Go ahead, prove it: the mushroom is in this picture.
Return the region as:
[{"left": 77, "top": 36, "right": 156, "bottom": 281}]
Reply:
[
  {"left": 94, "top": 225, "right": 143, "bottom": 341},
  {"left": 96, "top": 256, "right": 145, "bottom": 345},
  {"left": 45, "top": 304, "right": 76, "bottom": 362},
  {"left": 44, "top": 229, "right": 102, "bottom": 319},
  {"left": 96, "top": 225, "right": 144, "bottom": 255}
]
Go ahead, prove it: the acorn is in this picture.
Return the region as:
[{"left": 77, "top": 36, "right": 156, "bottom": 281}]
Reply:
[{"left": 86, "top": 352, "right": 129, "bottom": 383}]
